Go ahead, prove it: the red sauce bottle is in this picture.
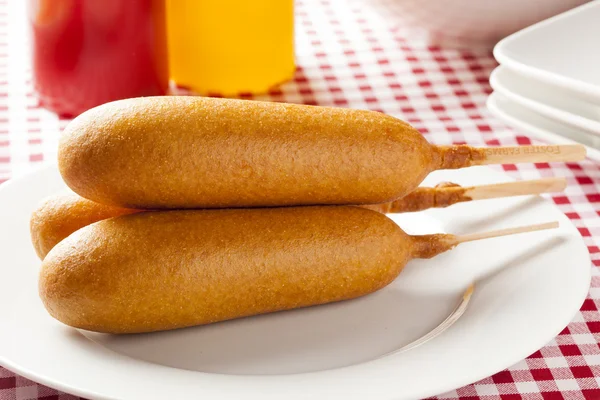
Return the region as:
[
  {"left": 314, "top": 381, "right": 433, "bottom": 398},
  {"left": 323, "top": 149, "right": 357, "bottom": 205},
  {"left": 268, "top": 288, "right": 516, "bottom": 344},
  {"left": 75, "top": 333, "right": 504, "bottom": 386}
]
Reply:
[{"left": 28, "top": 0, "right": 169, "bottom": 117}]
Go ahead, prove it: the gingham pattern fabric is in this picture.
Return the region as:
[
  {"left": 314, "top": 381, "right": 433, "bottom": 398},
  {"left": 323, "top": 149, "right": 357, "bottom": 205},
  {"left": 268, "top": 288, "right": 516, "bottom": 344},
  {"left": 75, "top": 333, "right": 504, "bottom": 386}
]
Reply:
[{"left": 1, "top": 1, "right": 599, "bottom": 399}]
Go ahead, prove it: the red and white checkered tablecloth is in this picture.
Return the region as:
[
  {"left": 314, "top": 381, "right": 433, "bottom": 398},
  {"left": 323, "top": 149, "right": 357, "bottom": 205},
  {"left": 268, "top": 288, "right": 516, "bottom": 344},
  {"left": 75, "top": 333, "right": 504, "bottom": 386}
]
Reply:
[{"left": 1, "top": 0, "right": 599, "bottom": 399}]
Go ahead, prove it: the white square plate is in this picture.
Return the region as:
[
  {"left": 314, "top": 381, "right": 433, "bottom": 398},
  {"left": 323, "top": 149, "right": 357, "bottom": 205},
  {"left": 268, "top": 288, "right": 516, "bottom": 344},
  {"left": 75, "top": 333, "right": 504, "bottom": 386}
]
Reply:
[
  {"left": 490, "top": 66, "right": 600, "bottom": 135},
  {"left": 494, "top": 1, "right": 600, "bottom": 104}
]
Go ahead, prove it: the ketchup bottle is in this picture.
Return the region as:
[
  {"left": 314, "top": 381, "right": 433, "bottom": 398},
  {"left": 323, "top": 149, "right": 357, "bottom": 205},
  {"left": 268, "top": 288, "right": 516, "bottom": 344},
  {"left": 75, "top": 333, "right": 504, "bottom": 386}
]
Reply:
[{"left": 28, "top": 0, "right": 169, "bottom": 117}]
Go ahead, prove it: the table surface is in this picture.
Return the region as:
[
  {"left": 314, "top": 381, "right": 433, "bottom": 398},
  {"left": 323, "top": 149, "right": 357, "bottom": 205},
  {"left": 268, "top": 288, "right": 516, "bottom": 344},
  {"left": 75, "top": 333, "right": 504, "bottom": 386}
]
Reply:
[{"left": 1, "top": 1, "right": 599, "bottom": 399}]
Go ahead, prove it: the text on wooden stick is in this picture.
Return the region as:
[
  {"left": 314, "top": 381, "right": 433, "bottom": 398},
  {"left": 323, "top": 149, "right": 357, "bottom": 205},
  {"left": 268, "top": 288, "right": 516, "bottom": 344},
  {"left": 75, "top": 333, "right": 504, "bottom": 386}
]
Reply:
[{"left": 484, "top": 146, "right": 561, "bottom": 156}]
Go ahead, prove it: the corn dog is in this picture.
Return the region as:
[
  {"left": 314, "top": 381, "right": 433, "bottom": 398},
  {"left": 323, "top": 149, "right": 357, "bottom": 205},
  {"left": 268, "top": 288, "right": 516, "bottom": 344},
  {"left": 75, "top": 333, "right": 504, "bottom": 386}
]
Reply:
[
  {"left": 30, "top": 177, "right": 566, "bottom": 259},
  {"left": 58, "top": 97, "right": 585, "bottom": 209},
  {"left": 39, "top": 206, "right": 556, "bottom": 334},
  {"left": 30, "top": 194, "right": 138, "bottom": 259}
]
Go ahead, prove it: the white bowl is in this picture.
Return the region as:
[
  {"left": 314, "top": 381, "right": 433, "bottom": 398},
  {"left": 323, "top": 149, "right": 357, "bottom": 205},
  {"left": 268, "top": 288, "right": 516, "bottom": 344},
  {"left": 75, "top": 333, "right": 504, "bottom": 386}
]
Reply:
[
  {"left": 494, "top": 1, "right": 600, "bottom": 103},
  {"left": 487, "top": 92, "right": 600, "bottom": 161},
  {"left": 363, "top": 0, "right": 589, "bottom": 47},
  {"left": 490, "top": 66, "right": 600, "bottom": 135}
]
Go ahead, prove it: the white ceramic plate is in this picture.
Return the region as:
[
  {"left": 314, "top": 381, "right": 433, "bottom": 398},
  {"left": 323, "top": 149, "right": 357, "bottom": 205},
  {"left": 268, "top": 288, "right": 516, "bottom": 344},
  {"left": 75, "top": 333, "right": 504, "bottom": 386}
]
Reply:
[
  {"left": 487, "top": 92, "right": 600, "bottom": 162},
  {"left": 494, "top": 1, "right": 600, "bottom": 104},
  {"left": 490, "top": 66, "right": 600, "bottom": 135},
  {"left": 0, "top": 165, "right": 591, "bottom": 400}
]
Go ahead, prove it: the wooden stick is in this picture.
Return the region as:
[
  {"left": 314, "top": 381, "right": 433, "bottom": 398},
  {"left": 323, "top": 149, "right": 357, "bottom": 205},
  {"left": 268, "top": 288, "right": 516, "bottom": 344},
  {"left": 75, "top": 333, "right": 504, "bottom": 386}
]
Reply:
[
  {"left": 366, "top": 177, "right": 567, "bottom": 214},
  {"left": 454, "top": 221, "right": 559, "bottom": 244},
  {"left": 411, "top": 221, "right": 559, "bottom": 259},
  {"left": 465, "top": 177, "right": 567, "bottom": 201},
  {"left": 479, "top": 144, "right": 586, "bottom": 165}
]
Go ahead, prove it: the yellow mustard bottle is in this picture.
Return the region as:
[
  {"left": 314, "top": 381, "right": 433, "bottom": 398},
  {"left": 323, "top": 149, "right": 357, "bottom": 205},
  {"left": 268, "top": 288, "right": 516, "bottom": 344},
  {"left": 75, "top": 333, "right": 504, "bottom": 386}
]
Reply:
[{"left": 166, "top": 0, "right": 295, "bottom": 95}]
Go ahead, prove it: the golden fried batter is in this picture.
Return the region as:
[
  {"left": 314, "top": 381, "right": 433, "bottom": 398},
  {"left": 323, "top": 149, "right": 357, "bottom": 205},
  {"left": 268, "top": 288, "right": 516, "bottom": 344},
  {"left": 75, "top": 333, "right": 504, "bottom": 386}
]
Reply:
[
  {"left": 39, "top": 206, "right": 453, "bottom": 334},
  {"left": 30, "top": 193, "right": 138, "bottom": 259},
  {"left": 58, "top": 97, "right": 485, "bottom": 209}
]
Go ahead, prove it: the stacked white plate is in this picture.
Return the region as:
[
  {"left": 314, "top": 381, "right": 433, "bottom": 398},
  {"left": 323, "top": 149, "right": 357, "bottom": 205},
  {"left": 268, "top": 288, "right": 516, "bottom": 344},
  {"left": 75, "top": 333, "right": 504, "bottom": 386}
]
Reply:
[{"left": 489, "top": 0, "right": 600, "bottom": 161}]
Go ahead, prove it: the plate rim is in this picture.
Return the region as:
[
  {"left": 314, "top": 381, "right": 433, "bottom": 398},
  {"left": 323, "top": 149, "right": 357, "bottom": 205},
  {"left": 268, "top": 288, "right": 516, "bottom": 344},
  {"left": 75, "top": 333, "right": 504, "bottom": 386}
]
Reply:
[
  {"left": 489, "top": 66, "right": 600, "bottom": 135},
  {"left": 486, "top": 92, "right": 600, "bottom": 162}
]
